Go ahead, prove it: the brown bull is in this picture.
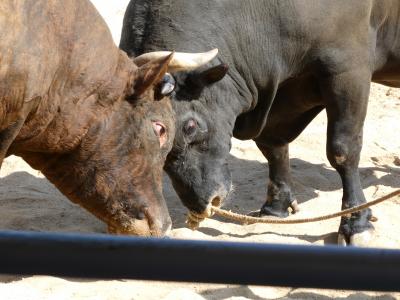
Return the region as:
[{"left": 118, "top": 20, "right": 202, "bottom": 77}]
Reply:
[{"left": 0, "top": 0, "right": 216, "bottom": 236}]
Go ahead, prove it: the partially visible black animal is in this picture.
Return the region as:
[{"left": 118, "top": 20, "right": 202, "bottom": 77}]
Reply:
[{"left": 120, "top": 0, "right": 400, "bottom": 245}]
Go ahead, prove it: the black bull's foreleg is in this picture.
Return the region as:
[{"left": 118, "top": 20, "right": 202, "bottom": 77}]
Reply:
[{"left": 256, "top": 143, "right": 299, "bottom": 218}]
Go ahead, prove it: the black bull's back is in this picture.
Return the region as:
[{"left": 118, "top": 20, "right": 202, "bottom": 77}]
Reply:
[{"left": 120, "top": 0, "right": 400, "bottom": 245}]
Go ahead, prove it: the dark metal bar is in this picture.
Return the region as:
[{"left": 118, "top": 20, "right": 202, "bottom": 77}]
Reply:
[{"left": 0, "top": 230, "right": 399, "bottom": 291}]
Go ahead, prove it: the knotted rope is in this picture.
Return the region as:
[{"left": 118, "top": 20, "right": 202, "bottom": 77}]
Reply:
[{"left": 186, "top": 189, "right": 400, "bottom": 230}]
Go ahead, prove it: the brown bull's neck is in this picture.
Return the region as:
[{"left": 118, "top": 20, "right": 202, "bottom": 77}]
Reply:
[{"left": 9, "top": 51, "right": 136, "bottom": 156}]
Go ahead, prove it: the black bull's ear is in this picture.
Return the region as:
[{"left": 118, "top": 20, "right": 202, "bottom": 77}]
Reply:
[
  {"left": 196, "top": 63, "right": 228, "bottom": 85},
  {"left": 131, "top": 52, "right": 174, "bottom": 98}
]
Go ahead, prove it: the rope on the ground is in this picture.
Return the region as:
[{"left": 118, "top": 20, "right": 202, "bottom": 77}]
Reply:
[{"left": 186, "top": 189, "right": 400, "bottom": 229}]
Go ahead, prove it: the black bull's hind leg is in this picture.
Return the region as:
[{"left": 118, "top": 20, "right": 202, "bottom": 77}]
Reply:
[
  {"left": 322, "top": 67, "right": 374, "bottom": 246},
  {"left": 253, "top": 63, "right": 374, "bottom": 245}
]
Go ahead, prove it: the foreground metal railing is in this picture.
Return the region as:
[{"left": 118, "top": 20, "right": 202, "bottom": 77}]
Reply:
[{"left": 0, "top": 230, "right": 399, "bottom": 291}]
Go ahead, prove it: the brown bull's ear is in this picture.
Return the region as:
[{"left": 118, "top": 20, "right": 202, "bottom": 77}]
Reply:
[
  {"left": 131, "top": 52, "right": 174, "bottom": 98},
  {"left": 197, "top": 63, "right": 228, "bottom": 86}
]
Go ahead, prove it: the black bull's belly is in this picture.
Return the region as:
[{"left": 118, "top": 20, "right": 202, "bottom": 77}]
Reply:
[{"left": 120, "top": 0, "right": 400, "bottom": 245}]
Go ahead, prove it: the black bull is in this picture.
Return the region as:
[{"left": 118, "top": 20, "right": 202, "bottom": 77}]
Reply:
[{"left": 120, "top": 0, "right": 400, "bottom": 245}]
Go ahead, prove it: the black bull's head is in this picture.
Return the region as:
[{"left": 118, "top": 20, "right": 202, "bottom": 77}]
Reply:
[
  {"left": 125, "top": 49, "right": 233, "bottom": 223},
  {"left": 147, "top": 50, "right": 234, "bottom": 215}
]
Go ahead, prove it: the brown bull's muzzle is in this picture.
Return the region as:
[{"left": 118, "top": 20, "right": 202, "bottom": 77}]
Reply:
[
  {"left": 108, "top": 218, "right": 171, "bottom": 237},
  {"left": 108, "top": 219, "right": 152, "bottom": 236},
  {"left": 106, "top": 208, "right": 171, "bottom": 237}
]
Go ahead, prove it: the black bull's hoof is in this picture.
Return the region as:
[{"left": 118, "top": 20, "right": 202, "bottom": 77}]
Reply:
[
  {"left": 261, "top": 200, "right": 376, "bottom": 246},
  {"left": 260, "top": 181, "right": 300, "bottom": 218},
  {"left": 259, "top": 199, "right": 300, "bottom": 218},
  {"left": 338, "top": 212, "right": 375, "bottom": 246},
  {"left": 338, "top": 229, "right": 375, "bottom": 246},
  {"left": 260, "top": 201, "right": 290, "bottom": 218}
]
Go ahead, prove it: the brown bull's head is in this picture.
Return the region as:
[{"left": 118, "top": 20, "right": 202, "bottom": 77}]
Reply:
[
  {"left": 10, "top": 50, "right": 218, "bottom": 236},
  {"left": 12, "top": 54, "right": 176, "bottom": 236}
]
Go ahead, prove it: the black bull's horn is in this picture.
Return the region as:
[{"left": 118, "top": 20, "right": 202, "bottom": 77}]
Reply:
[{"left": 133, "top": 49, "right": 219, "bottom": 72}]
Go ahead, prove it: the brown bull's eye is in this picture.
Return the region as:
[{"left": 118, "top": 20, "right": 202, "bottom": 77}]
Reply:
[
  {"left": 153, "top": 122, "right": 166, "bottom": 137},
  {"left": 158, "top": 125, "right": 166, "bottom": 137},
  {"left": 152, "top": 121, "right": 168, "bottom": 147}
]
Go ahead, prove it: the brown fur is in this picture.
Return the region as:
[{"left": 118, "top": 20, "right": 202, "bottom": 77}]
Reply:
[{"left": 0, "top": 0, "right": 175, "bottom": 236}]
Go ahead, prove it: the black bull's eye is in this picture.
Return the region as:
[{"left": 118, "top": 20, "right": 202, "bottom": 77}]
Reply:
[{"left": 183, "top": 119, "right": 197, "bottom": 136}]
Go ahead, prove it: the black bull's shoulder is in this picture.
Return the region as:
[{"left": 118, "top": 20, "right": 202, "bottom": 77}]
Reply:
[{"left": 121, "top": 0, "right": 400, "bottom": 138}]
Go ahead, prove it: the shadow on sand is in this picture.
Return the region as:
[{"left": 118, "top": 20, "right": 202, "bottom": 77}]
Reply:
[
  {"left": 167, "top": 153, "right": 400, "bottom": 230},
  {"left": 199, "top": 285, "right": 397, "bottom": 300}
]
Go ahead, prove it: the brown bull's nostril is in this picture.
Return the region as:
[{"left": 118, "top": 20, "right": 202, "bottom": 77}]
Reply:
[{"left": 137, "top": 212, "right": 145, "bottom": 220}]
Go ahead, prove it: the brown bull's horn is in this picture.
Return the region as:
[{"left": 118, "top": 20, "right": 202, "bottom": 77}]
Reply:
[{"left": 133, "top": 49, "right": 219, "bottom": 72}]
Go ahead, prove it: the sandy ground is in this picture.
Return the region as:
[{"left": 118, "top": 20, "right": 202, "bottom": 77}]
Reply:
[{"left": 1, "top": 1, "right": 400, "bottom": 299}]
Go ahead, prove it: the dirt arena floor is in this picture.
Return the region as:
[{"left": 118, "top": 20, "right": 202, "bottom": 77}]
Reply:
[{"left": 1, "top": 1, "right": 399, "bottom": 299}]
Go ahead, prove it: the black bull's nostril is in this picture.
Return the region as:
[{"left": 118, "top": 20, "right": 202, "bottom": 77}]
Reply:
[
  {"left": 211, "top": 196, "right": 222, "bottom": 207},
  {"left": 209, "top": 184, "right": 231, "bottom": 208}
]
